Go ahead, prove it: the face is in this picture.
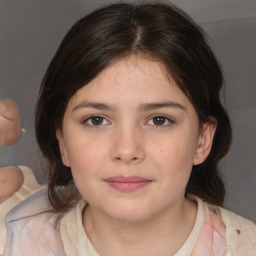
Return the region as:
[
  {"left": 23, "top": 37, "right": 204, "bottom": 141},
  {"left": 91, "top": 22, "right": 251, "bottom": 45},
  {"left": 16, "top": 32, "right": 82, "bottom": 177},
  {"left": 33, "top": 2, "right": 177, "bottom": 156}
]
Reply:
[{"left": 57, "top": 55, "right": 215, "bottom": 223}]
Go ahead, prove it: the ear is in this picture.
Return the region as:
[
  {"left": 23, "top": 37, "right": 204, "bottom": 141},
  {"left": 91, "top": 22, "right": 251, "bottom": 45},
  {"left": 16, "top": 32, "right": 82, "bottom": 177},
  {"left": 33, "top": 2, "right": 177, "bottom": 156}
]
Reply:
[
  {"left": 193, "top": 121, "right": 217, "bottom": 165},
  {"left": 56, "top": 129, "right": 70, "bottom": 167}
]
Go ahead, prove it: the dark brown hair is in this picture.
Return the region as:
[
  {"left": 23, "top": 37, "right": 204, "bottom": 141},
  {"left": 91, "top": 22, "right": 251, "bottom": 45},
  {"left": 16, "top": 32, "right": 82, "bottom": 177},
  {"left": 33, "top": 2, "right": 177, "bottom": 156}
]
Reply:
[{"left": 35, "top": 2, "right": 232, "bottom": 211}]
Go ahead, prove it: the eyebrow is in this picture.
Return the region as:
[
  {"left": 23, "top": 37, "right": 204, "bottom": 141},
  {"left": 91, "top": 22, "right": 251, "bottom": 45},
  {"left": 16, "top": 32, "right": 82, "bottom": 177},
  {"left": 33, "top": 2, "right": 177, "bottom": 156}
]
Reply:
[
  {"left": 138, "top": 102, "right": 186, "bottom": 111},
  {"left": 72, "top": 101, "right": 186, "bottom": 112},
  {"left": 72, "top": 101, "right": 112, "bottom": 112}
]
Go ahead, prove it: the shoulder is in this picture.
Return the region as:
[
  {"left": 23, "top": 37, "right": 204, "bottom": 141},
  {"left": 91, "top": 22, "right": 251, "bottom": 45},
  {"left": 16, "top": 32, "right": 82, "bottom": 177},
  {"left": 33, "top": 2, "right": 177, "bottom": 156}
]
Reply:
[
  {"left": 4, "top": 187, "right": 66, "bottom": 256},
  {"left": 192, "top": 195, "right": 256, "bottom": 255},
  {"left": 219, "top": 207, "right": 256, "bottom": 255},
  {"left": 5, "top": 187, "right": 59, "bottom": 223}
]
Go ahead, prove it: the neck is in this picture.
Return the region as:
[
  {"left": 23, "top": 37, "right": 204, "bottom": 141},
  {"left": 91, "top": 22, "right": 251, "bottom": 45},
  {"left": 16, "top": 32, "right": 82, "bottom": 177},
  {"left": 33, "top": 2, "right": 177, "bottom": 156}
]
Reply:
[{"left": 83, "top": 197, "right": 197, "bottom": 256}]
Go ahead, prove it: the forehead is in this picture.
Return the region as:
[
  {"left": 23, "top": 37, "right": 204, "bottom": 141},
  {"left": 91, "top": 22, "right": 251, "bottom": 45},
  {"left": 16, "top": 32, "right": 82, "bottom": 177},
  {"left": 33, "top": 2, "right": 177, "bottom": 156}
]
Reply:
[
  {"left": 69, "top": 55, "right": 189, "bottom": 106},
  {"left": 99, "top": 55, "right": 169, "bottom": 83}
]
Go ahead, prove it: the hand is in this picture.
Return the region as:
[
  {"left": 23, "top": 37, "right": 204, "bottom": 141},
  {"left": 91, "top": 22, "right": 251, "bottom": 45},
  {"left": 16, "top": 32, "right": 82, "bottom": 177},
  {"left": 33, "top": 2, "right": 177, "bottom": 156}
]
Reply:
[{"left": 0, "top": 99, "right": 22, "bottom": 145}]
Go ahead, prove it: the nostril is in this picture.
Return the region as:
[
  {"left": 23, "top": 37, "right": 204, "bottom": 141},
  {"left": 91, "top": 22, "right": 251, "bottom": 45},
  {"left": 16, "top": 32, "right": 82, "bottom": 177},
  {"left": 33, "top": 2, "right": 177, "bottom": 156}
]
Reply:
[
  {"left": 115, "top": 156, "right": 137, "bottom": 160},
  {"left": 113, "top": 154, "right": 142, "bottom": 163}
]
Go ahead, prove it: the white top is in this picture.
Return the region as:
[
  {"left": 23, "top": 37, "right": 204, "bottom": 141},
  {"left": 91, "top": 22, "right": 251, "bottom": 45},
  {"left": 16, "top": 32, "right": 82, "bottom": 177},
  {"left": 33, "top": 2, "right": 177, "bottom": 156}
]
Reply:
[
  {"left": 3, "top": 189, "right": 256, "bottom": 256},
  {"left": 60, "top": 196, "right": 212, "bottom": 256},
  {"left": 0, "top": 166, "right": 45, "bottom": 255}
]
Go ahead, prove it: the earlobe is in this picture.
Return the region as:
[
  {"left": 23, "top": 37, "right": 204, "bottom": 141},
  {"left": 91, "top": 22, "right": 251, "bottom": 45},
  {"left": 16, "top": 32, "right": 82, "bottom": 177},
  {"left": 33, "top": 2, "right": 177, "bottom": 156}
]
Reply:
[
  {"left": 193, "top": 122, "right": 217, "bottom": 165},
  {"left": 56, "top": 129, "right": 70, "bottom": 167}
]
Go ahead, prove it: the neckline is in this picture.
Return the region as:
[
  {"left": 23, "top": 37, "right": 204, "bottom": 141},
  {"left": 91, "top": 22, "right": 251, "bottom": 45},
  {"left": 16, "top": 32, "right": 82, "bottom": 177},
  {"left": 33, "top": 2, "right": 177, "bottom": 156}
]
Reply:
[
  {"left": 174, "top": 195, "right": 205, "bottom": 255},
  {"left": 61, "top": 195, "right": 206, "bottom": 256}
]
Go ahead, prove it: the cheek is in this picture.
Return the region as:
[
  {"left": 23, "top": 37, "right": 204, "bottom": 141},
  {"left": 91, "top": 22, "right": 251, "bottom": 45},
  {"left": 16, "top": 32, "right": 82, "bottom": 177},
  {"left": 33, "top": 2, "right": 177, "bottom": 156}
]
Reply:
[
  {"left": 67, "top": 140, "right": 106, "bottom": 201},
  {"left": 65, "top": 137, "right": 108, "bottom": 180},
  {"left": 67, "top": 134, "right": 106, "bottom": 162},
  {"left": 150, "top": 133, "right": 198, "bottom": 187},
  {"left": 153, "top": 135, "right": 197, "bottom": 168}
]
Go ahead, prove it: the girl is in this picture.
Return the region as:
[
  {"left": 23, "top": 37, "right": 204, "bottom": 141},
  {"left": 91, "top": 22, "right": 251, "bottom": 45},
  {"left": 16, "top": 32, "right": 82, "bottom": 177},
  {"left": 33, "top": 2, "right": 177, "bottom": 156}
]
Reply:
[{"left": 3, "top": 2, "right": 256, "bottom": 255}]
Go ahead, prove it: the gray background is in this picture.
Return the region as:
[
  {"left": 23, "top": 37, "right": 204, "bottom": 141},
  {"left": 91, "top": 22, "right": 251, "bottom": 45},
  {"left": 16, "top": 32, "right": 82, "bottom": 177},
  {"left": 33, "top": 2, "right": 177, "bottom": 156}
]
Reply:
[{"left": 0, "top": 0, "right": 255, "bottom": 221}]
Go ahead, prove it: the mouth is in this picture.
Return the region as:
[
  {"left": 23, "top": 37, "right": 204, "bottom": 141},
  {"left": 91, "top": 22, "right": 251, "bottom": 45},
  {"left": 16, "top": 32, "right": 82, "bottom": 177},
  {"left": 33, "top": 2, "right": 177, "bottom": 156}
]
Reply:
[{"left": 104, "top": 176, "right": 152, "bottom": 192}]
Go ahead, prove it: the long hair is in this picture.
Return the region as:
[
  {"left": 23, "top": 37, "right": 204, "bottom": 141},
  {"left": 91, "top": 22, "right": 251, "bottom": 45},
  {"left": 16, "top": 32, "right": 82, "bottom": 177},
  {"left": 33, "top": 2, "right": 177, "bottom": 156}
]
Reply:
[{"left": 35, "top": 2, "right": 232, "bottom": 211}]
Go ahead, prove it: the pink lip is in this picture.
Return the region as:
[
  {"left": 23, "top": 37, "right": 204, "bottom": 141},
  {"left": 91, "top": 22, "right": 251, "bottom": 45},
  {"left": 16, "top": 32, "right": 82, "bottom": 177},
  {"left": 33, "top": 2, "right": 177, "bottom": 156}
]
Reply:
[{"left": 104, "top": 176, "right": 152, "bottom": 192}]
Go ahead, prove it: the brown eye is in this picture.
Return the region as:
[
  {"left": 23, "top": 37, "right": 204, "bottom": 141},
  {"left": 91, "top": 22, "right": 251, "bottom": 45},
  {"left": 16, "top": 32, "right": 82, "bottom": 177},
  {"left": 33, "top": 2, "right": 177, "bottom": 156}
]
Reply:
[
  {"left": 152, "top": 116, "right": 166, "bottom": 125},
  {"left": 84, "top": 115, "right": 110, "bottom": 126},
  {"left": 91, "top": 116, "right": 104, "bottom": 125},
  {"left": 147, "top": 115, "right": 174, "bottom": 127}
]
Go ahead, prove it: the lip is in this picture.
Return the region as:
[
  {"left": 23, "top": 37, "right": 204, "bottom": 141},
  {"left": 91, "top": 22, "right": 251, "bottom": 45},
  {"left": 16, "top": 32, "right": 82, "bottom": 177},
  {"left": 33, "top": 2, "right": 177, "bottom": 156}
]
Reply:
[{"left": 104, "top": 176, "right": 152, "bottom": 192}]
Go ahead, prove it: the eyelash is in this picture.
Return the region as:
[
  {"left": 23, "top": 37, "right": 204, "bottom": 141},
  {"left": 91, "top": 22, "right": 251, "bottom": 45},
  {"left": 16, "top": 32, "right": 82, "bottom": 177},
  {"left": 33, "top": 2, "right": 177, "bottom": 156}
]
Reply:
[
  {"left": 82, "top": 115, "right": 174, "bottom": 128},
  {"left": 146, "top": 115, "right": 174, "bottom": 128},
  {"left": 82, "top": 115, "right": 110, "bottom": 127}
]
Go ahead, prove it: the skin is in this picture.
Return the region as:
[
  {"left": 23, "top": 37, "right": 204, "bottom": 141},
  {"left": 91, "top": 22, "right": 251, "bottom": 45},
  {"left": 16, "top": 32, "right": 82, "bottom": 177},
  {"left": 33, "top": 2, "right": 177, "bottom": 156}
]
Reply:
[
  {"left": 0, "top": 167, "right": 24, "bottom": 204},
  {"left": 0, "top": 99, "right": 24, "bottom": 203},
  {"left": 0, "top": 99, "right": 22, "bottom": 145},
  {"left": 57, "top": 55, "right": 216, "bottom": 256}
]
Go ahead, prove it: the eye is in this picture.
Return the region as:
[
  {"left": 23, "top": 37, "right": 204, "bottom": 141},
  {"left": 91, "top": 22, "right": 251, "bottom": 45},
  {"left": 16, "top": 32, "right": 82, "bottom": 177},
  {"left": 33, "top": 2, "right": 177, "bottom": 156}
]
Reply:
[
  {"left": 83, "top": 115, "right": 110, "bottom": 126},
  {"left": 146, "top": 115, "right": 174, "bottom": 127}
]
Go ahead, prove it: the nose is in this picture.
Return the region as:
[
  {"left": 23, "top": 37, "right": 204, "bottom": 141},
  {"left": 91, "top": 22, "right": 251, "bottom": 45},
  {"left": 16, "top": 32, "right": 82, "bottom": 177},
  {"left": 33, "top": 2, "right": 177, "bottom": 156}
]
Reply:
[{"left": 110, "top": 125, "right": 145, "bottom": 164}]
